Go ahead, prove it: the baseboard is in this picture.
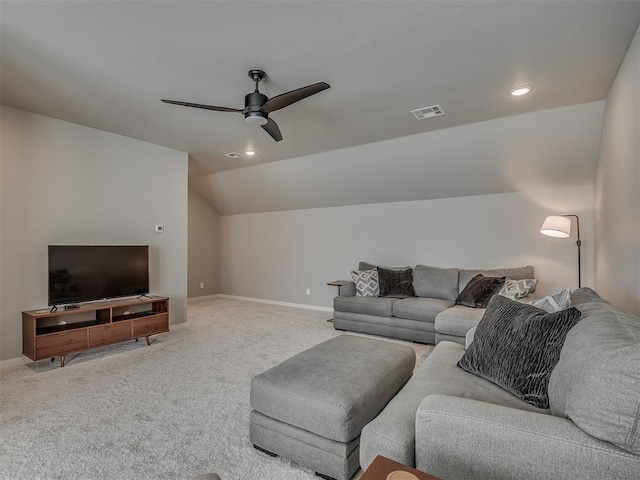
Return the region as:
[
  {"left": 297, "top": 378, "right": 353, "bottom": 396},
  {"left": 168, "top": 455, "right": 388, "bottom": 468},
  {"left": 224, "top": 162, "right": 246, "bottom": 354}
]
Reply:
[
  {"left": 187, "top": 294, "right": 220, "bottom": 304},
  {"left": 169, "top": 321, "right": 190, "bottom": 331},
  {"left": 216, "top": 294, "right": 333, "bottom": 313},
  {"left": 0, "top": 355, "right": 31, "bottom": 370}
]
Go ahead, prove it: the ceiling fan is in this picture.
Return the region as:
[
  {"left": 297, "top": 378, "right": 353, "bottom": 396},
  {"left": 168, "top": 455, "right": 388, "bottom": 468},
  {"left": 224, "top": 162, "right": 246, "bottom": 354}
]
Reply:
[{"left": 161, "top": 69, "right": 330, "bottom": 142}]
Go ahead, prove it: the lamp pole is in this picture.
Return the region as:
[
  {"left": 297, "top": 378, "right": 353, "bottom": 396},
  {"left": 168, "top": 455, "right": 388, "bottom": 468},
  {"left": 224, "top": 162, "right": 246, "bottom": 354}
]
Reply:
[{"left": 562, "top": 214, "right": 582, "bottom": 288}]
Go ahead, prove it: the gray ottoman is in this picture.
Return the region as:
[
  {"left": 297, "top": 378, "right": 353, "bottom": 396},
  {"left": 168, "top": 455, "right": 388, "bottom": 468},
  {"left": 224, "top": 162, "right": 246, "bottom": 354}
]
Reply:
[{"left": 249, "top": 334, "right": 415, "bottom": 480}]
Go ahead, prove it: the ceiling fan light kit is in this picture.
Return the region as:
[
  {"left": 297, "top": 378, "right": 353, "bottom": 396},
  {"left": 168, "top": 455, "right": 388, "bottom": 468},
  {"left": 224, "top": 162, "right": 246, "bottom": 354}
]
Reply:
[{"left": 161, "top": 69, "right": 330, "bottom": 142}]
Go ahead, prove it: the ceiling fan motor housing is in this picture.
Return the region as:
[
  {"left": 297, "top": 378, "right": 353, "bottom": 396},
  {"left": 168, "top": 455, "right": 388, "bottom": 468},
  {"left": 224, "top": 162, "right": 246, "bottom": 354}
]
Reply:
[{"left": 244, "top": 91, "right": 269, "bottom": 124}]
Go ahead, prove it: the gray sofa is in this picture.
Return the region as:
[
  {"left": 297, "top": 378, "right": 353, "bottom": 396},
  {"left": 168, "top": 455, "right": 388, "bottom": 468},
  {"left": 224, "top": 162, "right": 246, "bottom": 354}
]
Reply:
[
  {"left": 360, "top": 288, "right": 640, "bottom": 479},
  {"left": 333, "top": 262, "right": 535, "bottom": 345}
]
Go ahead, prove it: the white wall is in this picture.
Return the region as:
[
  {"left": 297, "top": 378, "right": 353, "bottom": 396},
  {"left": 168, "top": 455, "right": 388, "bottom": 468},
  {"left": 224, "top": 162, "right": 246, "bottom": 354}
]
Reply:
[
  {"left": 595, "top": 24, "right": 640, "bottom": 315},
  {"left": 0, "top": 106, "right": 188, "bottom": 361},
  {"left": 188, "top": 188, "right": 220, "bottom": 297},
  {"left": 220, "top": 186, "right": 594, "bottom": 308}
]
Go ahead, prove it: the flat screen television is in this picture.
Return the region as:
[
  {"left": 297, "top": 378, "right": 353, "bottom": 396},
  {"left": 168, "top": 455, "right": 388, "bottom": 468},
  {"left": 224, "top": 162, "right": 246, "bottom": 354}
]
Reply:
[{"left": 48, "top": 245, "right": 149, "bottom": 306}]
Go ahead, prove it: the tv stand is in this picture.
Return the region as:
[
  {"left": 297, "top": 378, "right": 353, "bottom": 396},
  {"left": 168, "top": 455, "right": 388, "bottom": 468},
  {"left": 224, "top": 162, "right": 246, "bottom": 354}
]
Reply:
[{"left": 22, "top": 296, "right": 169, "bottom": 367}]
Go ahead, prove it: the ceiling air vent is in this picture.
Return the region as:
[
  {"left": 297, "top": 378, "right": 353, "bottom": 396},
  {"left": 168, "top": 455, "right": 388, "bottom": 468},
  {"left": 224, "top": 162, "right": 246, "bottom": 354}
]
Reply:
[
  {"left": 410, "top": 104, "right": 445, "bottom": 120},
  {"left": 224, "top": 152, "right": 243, "bottom": 159}
]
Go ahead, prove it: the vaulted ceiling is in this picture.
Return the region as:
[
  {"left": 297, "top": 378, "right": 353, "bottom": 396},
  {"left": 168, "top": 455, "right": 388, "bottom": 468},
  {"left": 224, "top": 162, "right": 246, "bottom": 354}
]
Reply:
[{"left": 2, "top": 1, "right": 639, "bottom": 213}]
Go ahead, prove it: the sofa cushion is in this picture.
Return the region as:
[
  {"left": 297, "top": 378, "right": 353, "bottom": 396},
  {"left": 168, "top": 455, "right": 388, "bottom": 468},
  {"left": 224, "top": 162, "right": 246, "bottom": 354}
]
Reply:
[
  {"left": 412, "top": 265, "right": 459, "bottom": 301},
  {"left": 548, "top": 288, "right": 640, "bottom": 455},
  {"left": 455, "top": 274, "right": 505, "bottom": 308},
  {"left": 458, "top": 295, "right": 582, "bottom": 408},
  {"left": 377, "top": 267, "right": 415, "bottom": 298},
  {"left": 435, "top": 305, "right": 486, "bottom": 336},
  {"left": 333, "top": 295, "right": 397, "bottom": 317},
  {"left": 393, "top": 297, "right": 454, "bottom": 322},
  {"left": 359, "top": 261, "right": 410, "bottom": 271},
  {"left": 459, "top": 265, "right": 534, "bottom": 291},
  {"left": 359, "top": 341, "right": 548, "bottom": 469},
  {"left": 350, "top": 269, "right": 379, "bottom": 297}
]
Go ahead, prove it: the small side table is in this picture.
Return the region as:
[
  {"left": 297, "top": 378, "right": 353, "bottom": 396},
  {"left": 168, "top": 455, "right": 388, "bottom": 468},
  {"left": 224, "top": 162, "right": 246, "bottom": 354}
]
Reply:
[
  {"left": 360, "top": 455, "right": 441, "bottom": 480},
  {"left": 327, "top": 280, "right": 351, "bottom": 296},
  {"left": 326, "top": 280, "right": 351, "bottom": 323}
]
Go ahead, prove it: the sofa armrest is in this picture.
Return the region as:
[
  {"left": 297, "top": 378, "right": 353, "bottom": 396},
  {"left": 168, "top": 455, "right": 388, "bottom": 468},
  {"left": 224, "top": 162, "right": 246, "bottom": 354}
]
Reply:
[{"left": 416, "top": 395, "right": 640, "bottom": 480}]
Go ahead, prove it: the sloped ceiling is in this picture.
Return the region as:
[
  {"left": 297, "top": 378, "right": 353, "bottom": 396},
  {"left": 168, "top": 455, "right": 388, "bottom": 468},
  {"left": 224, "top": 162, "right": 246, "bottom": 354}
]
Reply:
[
  {"left": 191, "top": 101, "right": 605, "bottom": 215},
  {"left": 1, "top": 1, "right": 638, "bottom": 214}
]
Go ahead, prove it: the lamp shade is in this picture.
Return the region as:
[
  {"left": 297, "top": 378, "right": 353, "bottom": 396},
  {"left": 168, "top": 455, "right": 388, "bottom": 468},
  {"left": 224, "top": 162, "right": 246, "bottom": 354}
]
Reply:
[{"left": 540, "top": 215, "right": 571, "bottom": 238}]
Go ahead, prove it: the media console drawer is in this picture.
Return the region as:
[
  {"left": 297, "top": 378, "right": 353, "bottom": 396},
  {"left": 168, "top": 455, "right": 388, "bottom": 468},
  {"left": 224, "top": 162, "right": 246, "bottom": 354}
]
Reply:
[
  {"left": 88, "top": 321, "right": 131, "bottom": 347},
  {"left": 37, "top": 330, "right": 88, "bottom": 358},
  {"left": 132, "top": 315, "right": 168, "bottom": 338}
]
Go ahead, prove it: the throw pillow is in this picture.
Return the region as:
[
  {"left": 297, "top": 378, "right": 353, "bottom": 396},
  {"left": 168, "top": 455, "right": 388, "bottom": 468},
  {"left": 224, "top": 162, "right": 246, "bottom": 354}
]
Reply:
[
  {"left": 455, "top": 274, "right": 505, "bottom": 308},
  {"left": 457, "top": 295, "right": 582, "bottom": 408},
  {"left": 377, "top": 267, "right": 415, "bottom": 298},
  {"left": 499, "top": 278, "right": 538, "bottom": 301},
  {"left": 350, "top": 269, "right": 379, "bottom": 297},
  {"left": 528, "top": 289, "right": 571, "bottom": 313}
]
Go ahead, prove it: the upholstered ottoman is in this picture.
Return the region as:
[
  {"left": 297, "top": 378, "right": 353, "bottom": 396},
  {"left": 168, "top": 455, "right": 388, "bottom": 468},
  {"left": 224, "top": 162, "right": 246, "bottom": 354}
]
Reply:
[{"left": 249, "top": 334, "right": 415, "bottom": 480}]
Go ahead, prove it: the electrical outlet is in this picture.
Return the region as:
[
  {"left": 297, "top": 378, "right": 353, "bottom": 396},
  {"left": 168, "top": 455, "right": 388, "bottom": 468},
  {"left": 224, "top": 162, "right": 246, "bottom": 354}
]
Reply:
[
  {"left": 306, "top": 288, "right": 311, "bottom": 296},
  {"left": 155, "top": 225, "right": 164, "bottom": 233},
  {"left": 200, "top": 282, "right": 205, "bottom": 289}
]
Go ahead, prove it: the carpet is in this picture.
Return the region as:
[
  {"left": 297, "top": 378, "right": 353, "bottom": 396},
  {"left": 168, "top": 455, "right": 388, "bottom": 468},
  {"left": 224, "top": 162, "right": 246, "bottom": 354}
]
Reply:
[{"left": 0, "top": 297, "right": 432, "bottom": 479}]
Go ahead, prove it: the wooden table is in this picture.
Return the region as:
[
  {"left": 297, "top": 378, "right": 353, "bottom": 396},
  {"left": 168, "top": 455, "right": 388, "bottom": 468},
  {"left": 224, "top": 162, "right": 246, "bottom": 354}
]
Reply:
[
  {"left": 327, "top": 279, "right": 351, "bottom": 296},
  {"left": 360, "top": 455, "right": 441, "bottom": 480}
]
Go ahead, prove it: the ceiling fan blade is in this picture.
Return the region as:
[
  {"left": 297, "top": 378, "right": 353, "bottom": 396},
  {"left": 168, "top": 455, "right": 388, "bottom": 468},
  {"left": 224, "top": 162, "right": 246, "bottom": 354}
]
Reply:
[
  {"left": 261, "top": 118, "right": 283, "bottom": 142},
  {"left": 262, "top": 82, "right": 330, "bottom": 113},
  {"left": 161, "top": 99, "right": 242, "bottom": 113}
]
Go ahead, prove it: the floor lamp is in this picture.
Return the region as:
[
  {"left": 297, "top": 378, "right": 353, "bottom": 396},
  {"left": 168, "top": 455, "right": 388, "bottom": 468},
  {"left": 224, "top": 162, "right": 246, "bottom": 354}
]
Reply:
[{"left": 540, "top": 215, "right": 582, "bottom": 288}]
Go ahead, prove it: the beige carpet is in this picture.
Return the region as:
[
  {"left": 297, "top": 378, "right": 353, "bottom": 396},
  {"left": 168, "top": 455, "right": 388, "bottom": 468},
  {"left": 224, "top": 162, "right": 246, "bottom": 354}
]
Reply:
[{"left": 0, "top": 297, "right": 432, "bottom": 479}]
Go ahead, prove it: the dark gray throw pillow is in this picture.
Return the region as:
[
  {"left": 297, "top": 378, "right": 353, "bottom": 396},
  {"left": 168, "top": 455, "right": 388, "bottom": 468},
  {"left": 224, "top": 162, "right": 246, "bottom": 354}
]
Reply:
[
  {"left": 377, "top": 267, "right": 415, "bottom": 298},
  {"left": 457, "top": 295, "right": 582, "bottom": 409},
  {"left": 455, "top": 274, "right": 505, "bottom": 308}
]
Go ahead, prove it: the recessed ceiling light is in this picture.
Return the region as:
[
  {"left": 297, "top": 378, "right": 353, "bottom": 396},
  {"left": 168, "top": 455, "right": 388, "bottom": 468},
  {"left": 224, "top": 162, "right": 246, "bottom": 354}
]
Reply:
[
  {"left": 509, "top": 85, "right": 533, "bottom": 97},
  {"left": 245, "top": 150, "right": 256, "bottom": 156}
]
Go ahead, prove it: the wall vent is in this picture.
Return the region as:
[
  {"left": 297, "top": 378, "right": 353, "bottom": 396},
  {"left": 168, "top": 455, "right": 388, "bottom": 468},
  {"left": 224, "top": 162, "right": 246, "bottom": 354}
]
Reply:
[
  {"left": 410, "top": 104, "right": 445, "bottom": 120},
  {"left": 224, "top": 152, "right": 243, "bottom": 159}
]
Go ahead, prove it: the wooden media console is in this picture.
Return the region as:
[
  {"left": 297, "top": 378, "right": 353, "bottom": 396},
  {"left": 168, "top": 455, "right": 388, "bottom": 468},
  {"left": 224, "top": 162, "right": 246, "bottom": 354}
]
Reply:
[{"left": 22, "top": 296, "right": 169, "bottom": 367}]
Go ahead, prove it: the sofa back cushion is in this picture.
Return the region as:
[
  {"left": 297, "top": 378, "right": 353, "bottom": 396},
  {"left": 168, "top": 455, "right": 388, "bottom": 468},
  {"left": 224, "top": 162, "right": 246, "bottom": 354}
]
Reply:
[
  {"left": 458, "top": 265, "right": 534, "bottom": 292},
  {"left": 548, "top": 288, "right": 640, "bottom": 455},
  {"left": 359, "top": 261, "right": 410, "bottom": 271},
  {"left": 413, "top": 265, "right": 459, "bottom": 301}
]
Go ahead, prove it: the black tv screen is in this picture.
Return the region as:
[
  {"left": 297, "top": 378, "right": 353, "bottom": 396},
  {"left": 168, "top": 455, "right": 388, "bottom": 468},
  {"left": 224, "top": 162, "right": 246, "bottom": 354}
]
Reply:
[{"left": 48, "top": 245, "right": 149, "bottom": 306}]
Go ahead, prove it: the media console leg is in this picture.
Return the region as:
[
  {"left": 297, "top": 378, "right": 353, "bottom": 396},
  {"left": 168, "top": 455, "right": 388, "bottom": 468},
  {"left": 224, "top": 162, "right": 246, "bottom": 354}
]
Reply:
[
  {"left": 51, "top": 357, "right": 55, "bottom": 362},
  {"left": 60, "top": 356, "right": 65, "bottom": 368},
  {"left": 145, "top": 336, "right": 150, "bottom": 346},
  {"left": 135, "top": 338, "right": 139, "bottom": 342}
]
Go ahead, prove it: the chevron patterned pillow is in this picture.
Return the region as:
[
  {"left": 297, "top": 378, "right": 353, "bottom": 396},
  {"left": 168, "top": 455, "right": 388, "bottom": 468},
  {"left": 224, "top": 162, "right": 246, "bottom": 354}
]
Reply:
[
  {"left": 350, "top": 269, "right": 379, "bottom": 297},
  {"left": 499, "top": 278, "right": 538, "bottom": 300}
]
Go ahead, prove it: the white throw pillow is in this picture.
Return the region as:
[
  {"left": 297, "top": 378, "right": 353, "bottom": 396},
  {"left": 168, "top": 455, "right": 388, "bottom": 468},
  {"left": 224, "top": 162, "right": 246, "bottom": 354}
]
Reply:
[
  {"left": 528, "top": 289, "right": 571, "bottom": 313},
  {"left": 465, "top": 326, "right": 477, "bottom": 350},
  {"left": 499, "top": 278, "right": 538, "bottom": 300}
]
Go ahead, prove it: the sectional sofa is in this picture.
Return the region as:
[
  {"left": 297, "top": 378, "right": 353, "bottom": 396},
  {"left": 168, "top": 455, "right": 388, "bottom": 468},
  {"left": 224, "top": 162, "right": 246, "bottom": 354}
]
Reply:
[
  {"left": 359, "top": 288, "right": 640, "bottom": 479},
  {"left": 333, "top": 262, "right": 535, "bottom": 345}
]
